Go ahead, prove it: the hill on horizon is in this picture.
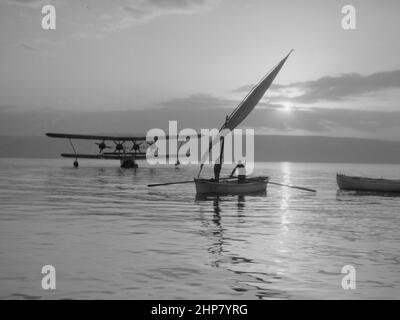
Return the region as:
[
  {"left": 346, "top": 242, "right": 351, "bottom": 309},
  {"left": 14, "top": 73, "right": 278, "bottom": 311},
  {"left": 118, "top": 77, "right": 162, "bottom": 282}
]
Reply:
[{"left": 1, "top": 134, "right": 400, "bottom": 164}]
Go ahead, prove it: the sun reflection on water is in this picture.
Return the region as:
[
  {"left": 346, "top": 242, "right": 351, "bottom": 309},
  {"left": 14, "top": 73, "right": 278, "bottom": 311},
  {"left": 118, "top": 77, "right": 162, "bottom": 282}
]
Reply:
[{"left": 280, "top": 162, "right": 292, "bottom": 225}]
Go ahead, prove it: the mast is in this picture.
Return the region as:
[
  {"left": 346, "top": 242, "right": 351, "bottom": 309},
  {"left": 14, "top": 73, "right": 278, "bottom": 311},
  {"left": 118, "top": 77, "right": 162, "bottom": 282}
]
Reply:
[{"left": 198, "top": 50, "right": 293, "bottom": 178}]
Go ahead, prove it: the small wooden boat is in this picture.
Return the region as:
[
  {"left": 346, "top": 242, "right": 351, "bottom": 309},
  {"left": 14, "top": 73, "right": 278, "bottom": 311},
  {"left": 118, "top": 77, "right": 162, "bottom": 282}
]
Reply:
[
  {"left": 194, "top": 176, "right": 269, "bottom": 195},
  {"left": 337, "top": 174, "right": 400, "bottom": 193}
]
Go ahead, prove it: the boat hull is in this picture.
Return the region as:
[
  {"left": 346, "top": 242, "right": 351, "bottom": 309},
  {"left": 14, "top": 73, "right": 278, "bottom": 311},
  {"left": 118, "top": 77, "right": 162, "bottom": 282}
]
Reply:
[
  {"left": 120, "top": 157, "right": 138, "bottom": 168},
  {"left": 337, "top": 174, "right": 400, "bottom": 193},
  {"left": 194, "top": 177, "right": 268, "bottom": 195}
]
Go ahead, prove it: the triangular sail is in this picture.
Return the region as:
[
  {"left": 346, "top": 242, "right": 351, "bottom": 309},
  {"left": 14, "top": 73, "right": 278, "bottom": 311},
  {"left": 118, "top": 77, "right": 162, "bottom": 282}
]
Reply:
[
  {"left": 222, "top": 49, "right": 293, "bottom": 131},
  {"left": 197, "top": 50, "right": 293, "bottom": 178}
]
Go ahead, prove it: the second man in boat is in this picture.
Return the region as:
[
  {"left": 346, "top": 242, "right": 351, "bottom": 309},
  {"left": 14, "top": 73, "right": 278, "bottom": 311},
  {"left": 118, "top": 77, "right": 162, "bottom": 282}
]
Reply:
[{"left": 229, "top": 161, "right": 246, "bottom": 183}]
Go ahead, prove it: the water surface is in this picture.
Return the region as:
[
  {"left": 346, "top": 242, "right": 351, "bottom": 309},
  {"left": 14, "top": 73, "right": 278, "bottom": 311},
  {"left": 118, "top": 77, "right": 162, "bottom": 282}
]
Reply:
[{"left": 0, "top": 159, "right": 399, "bottom": 299}]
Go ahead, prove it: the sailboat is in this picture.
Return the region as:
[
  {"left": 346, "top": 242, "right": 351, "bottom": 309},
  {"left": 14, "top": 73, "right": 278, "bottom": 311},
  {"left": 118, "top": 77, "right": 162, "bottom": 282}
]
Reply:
[{"left": 194, "top": 50, "right": 293, "bottom": 195}]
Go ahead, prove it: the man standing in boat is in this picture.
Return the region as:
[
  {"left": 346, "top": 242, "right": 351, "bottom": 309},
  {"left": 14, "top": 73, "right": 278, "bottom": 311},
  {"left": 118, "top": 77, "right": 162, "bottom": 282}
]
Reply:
[
  {"left": 213, "top": 116, "right": 231, "bottom": 182},
  {"left": 214, "top": 163, "right": 222, "bottom": 182},
  {"left": 229, "top": 161, "right": 246, "bottom": 183}
]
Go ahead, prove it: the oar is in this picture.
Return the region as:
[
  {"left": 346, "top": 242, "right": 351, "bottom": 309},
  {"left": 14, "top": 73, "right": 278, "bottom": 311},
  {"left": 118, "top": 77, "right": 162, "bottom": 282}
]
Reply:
[
  {"left": 148, "top": 178, "right": 316, "bottom": 193},
  {"left": 269, "top": 181, "right": 316, "bottom": 193},
  {"left": 148, "top": 176, "right": 237, "bottom": 187},
  {"left": 148, "top": 180, "right": 194, "bottom": 187}
]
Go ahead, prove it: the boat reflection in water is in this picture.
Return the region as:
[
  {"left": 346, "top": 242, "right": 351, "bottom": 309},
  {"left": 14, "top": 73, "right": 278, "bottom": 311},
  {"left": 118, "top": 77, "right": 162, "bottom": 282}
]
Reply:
[
  {"left": 336, "top": 189, "right": 400, "bottom": 199},
  {"left": 194, "top": 192, "right": 287, "bottom": 299},
  {"left": 195, "top": 193, "right": 259, "bottom": 267},
  {"left": 195, "top": 191, "right": 266, "bottom": 207}
]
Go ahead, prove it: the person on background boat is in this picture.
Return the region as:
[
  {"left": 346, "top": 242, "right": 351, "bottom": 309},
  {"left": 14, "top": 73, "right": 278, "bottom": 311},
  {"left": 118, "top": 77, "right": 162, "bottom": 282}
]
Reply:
[{"left": 229, "top": 161, "right": 246, "bottom": 183}]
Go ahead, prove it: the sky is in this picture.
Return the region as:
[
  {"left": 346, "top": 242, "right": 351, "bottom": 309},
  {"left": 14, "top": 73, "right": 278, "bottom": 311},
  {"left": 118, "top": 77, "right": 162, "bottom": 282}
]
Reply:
[{"left": 1, "top": 0, "right": 400, "bottom": 140}]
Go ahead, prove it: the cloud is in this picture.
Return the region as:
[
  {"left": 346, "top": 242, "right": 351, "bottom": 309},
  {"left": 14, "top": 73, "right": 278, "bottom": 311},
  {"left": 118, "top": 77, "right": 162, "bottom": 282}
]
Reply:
[
  {"left": 233, "top": 83, "right": 281, "bottom": 93},
  {"left": 2, "top": 0, "right": 43, "bottom": 7},
  {"left": 154, "top": 90, "right": 400, "bottom": 139},
  {"left": 1, "top": 0, "right": 62, "bottom": 8},
  {"left": 0, "top": 105, "right": 22, "bottom": 111},
  {"left": 19, "top": 42, "right": 38, "bottom": 52},
  {"left": 1, "top": 0, "right": 220, "bottom": 39},
  {"left": 159, "top": 93, "right": 284, "bottom": 112},
  {"left": 101, "top": 0, "right": 220, "bottom": 31},
  {"left": 17, "top": 39, "right": 60, "bottom": 57},
  {"left": 158, "top": 93, "right": 236, "bottom": 110},
  {"left": 235, "top": 69, "right": 400, "bottom": 104},
  {"left": 2, "top": 103, "right": 400, "bottom": 140}
]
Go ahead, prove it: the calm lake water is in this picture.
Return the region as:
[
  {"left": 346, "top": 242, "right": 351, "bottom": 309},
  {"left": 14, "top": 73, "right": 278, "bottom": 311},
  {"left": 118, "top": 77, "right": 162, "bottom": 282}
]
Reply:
[{"left": 0, "top": 158, "right": 399, "bottom": 299}]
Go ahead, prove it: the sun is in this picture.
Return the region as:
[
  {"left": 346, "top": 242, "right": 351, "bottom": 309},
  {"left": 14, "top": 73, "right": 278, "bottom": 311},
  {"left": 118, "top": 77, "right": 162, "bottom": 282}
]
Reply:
[{"left": 280, "top": 102, "right": 293, "bottom": 112}]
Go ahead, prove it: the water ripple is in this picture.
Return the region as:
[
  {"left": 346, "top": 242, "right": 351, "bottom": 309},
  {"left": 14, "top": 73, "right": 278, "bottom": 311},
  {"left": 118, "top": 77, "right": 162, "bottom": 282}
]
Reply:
[{"left": 0, "top": 159, "right": 399, "bottom": 299}]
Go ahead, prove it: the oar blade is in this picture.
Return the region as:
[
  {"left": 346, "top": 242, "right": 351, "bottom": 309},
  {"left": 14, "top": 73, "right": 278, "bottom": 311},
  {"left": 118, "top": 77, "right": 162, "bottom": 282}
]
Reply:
[
  {"left": 147, "top": 180, "right": 194, "bottom": 187},
  {"left": 269, "top": 181, "right": 316, "bottom": 193}
]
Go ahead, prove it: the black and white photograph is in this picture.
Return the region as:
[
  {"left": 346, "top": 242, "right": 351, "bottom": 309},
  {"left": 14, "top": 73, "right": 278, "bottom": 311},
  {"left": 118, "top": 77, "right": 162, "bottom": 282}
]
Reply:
[{"left": 0, "top": 0, "right": 400, "bottom": 305}]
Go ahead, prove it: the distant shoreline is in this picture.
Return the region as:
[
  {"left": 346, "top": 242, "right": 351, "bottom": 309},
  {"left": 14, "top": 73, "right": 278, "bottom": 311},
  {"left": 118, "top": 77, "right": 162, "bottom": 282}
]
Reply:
[
  {"left": 2, "top": 157, "right": 400, "bottom": 165},
  {"left": 2, "top": 135, "right": 400, "bottom": 164}
]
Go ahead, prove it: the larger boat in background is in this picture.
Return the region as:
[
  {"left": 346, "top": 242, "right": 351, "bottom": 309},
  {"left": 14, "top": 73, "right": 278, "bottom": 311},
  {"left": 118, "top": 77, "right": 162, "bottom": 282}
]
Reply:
[{"left": 337, "top": 174, "right": 400, "bottom": 193}]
